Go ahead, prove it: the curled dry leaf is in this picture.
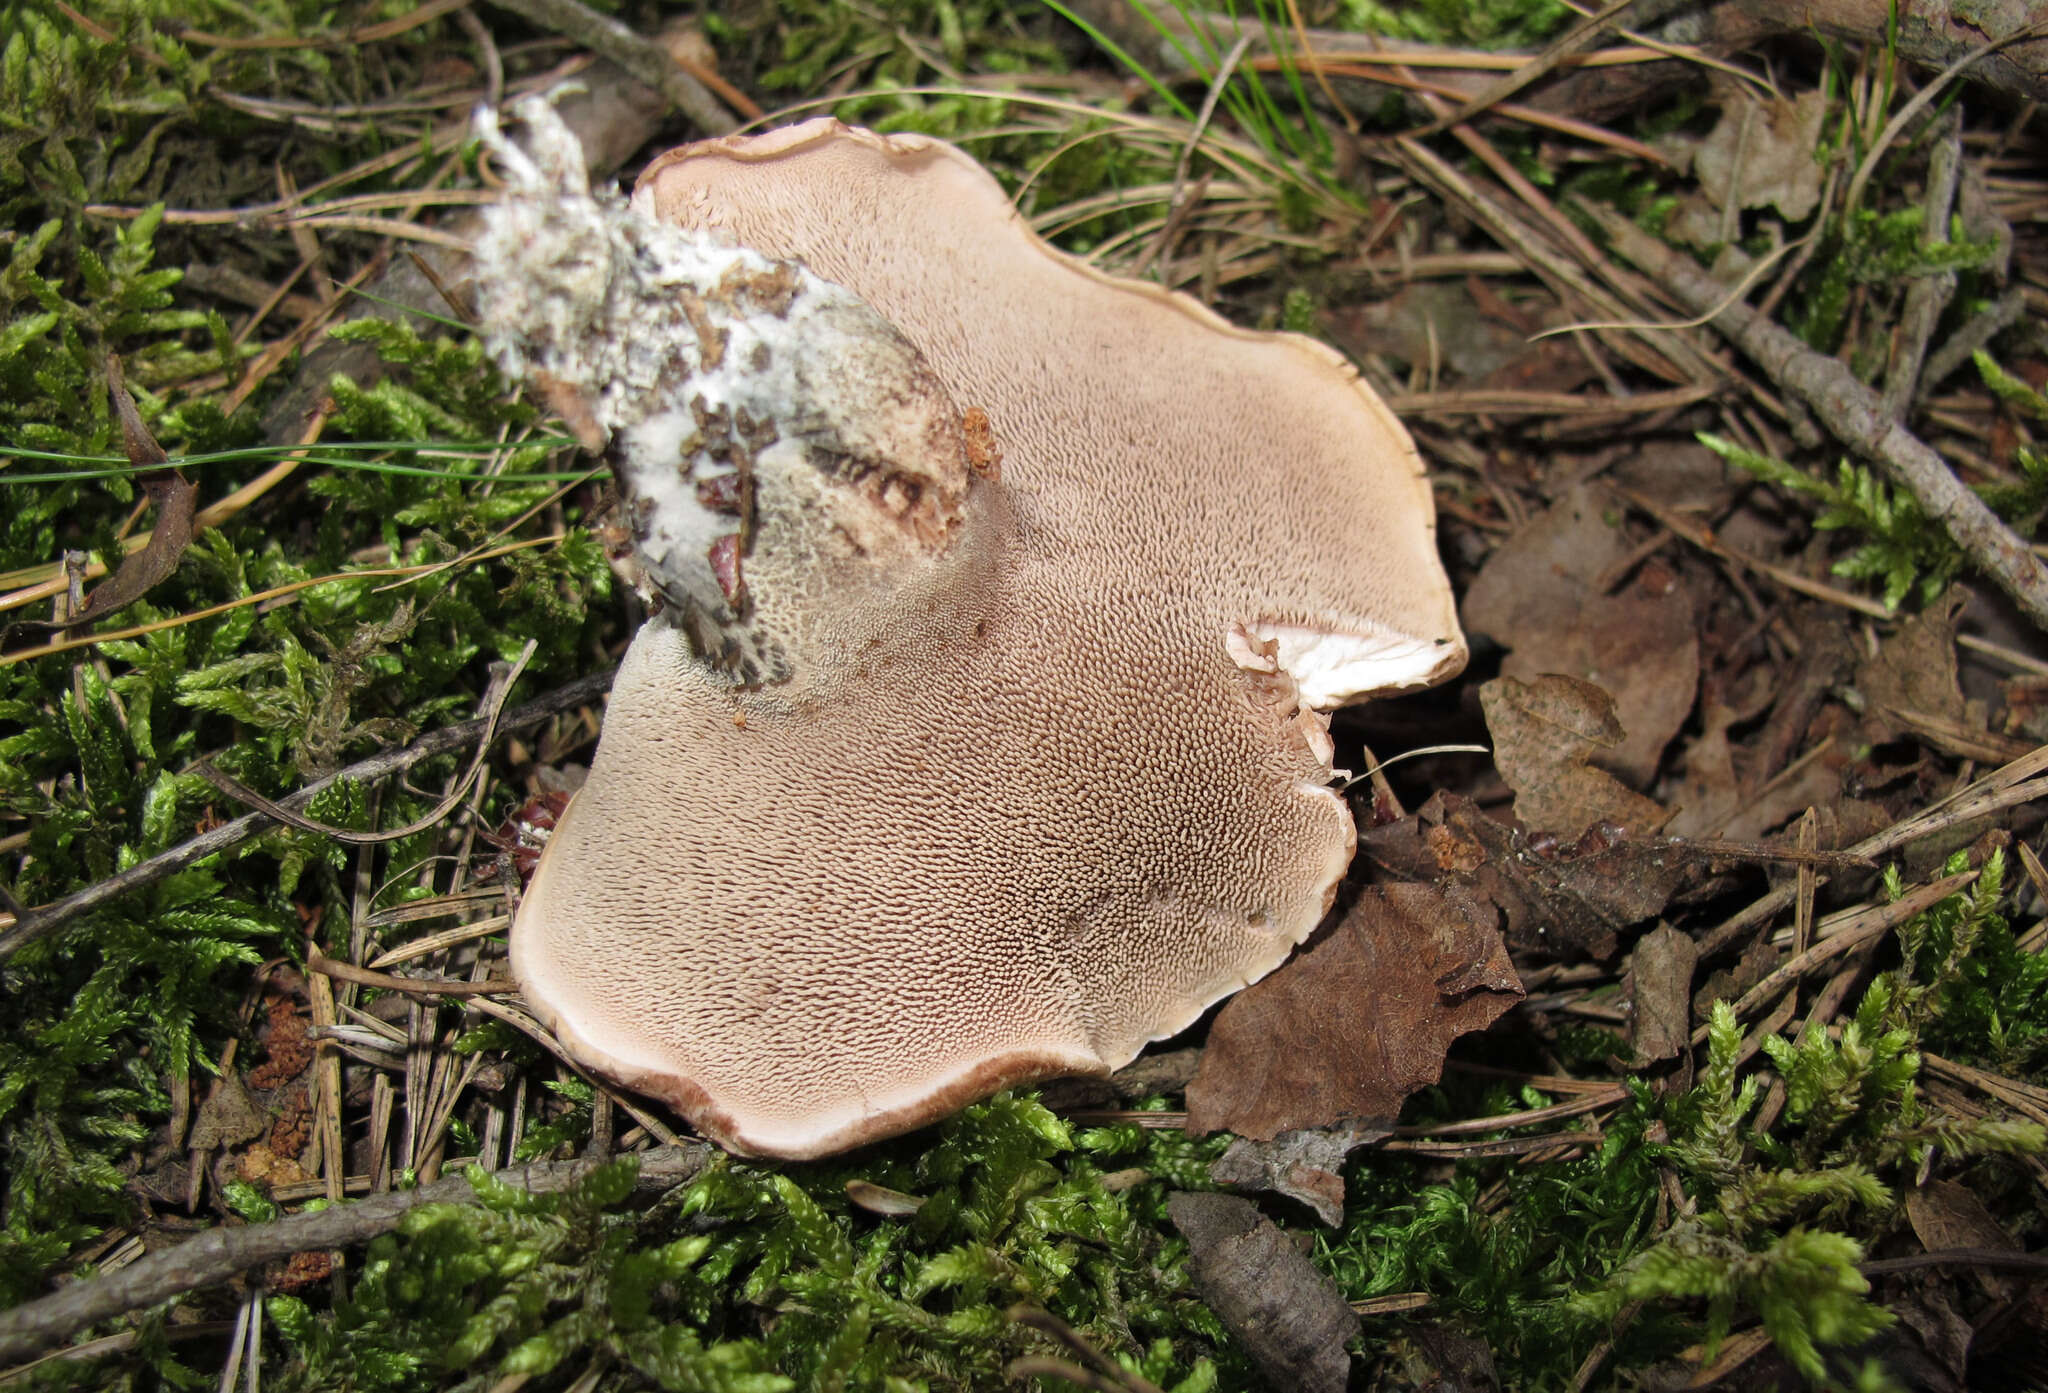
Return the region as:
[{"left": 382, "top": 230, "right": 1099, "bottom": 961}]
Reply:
[
  {"left": 7, "top": 361, "right": 197, "bottom": 645},
  {"left": 1184, "top": 883, "right": 1521, "bottom": 1140},
  {"left": 1480, "top": 673, "right": 1672, "bottom": 842},
  {"left": 1690, "top": 86, "right": 1830, "bottom": 222},
  {"left": 1208, "top": 1120, "right": 1392, "bottom": 1227}
]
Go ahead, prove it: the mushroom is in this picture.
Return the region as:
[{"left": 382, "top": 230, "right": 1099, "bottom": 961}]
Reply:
[{"left": 474, "top": 102, "right": 1465, "bottom": 1159}]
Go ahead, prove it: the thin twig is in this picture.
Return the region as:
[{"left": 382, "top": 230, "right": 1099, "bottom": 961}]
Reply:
[
  {"left": 166, "top": 0, "right": 473, "bottom": 49},
  {"left": 1694, "top": 746, "right": 2048, "bottom": 960},
  {"left": 1841, "top": 19, "right": 2048, "bottom": 218},
  {"left": 0, "top": 1146, "right": 709, "bottom": 1366},
  {"left": 1006, "top": 1307, "right": 1169, "bottom": 1393},
  {"left": 455, "top": 5, "right": 504, "bottom": 115},
  {"left": 1861, "top": 1248, "right": 2048, "bottom": 1277},
  {"left": 0, "top": 668, "right": 614, "bottom": 960},
  {"left": 1380, "top": 1130, "right": 1602, "bottom": 1158},
  {"left": 1130, "top": 33, "right": 1250, "bottom": 281},
  {"left": 1386, "top": 385, "right": 1713, "bottom": 417},
  {"left": 1616, "top": 487, "right": 2048, "bottom": 675},
  {"left": 1919, "top": 287, "right": 2027, "bottom": 395},
  {"left": 1694, "top": 871, "right": 1978, "bottom": 1043},
  {"left": 1413, "top": 0, "right": 1660, "bottom": 133},
  {"left": 307, "top": 944, "right": 514, "bottom": 998}
]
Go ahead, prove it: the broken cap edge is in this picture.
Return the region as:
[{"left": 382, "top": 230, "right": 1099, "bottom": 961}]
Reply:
[{"left": 1247, "top": 621, "right": 1468, "bottom": 710}]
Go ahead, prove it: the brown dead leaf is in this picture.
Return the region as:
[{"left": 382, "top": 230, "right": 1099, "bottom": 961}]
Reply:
[
  {"left": 1167, "top": 1192, "right": 1358, "bottom": 1393},
  {"left": 1908, "top": 1178, "right": 2021, "bottom": 1299},
  {"left": 1360, "top": 793, "right": 1695, "bottom": 960},
  {"left": 1662, "top": 701, "right": 1744, "bottom": 837},
  {"left": 1463, "top": 485, "right": 1698, "bottom": 786},
  {"left": 1394, "top": 1326, "right": 1502, "bottom": 1393},
  {"left": 1694, "top": 87, "right": 1829, "bottom": 222},
  {"left": 1326, "top": 281, "right": 1530, "bottom": 384},
  {"left": 1185, "top": 883, "right": 1521, "bottom": 1139},
  {"left": 1663, "top": 703, "right": 1851, "bottom": 842},
  {"left": 9, "top": 359, "right": 197, "bottom": 643},
  {"left": 1858, "top": 588, "right": 1968, "bottom": 743},
  {"left": 1880, "top": 1290, "right": 1975, "bottom": 1393},
  {"left": 1481, "top": 674, "right": 1671, "bottom": 840},
  {"left": 1626, "top": 924, "right": 1697, "bottom": 1064}
]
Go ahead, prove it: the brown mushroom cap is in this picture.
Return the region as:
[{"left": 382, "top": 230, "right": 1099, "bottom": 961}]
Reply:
[{"left": 510, "top": 120, "right": 1465, "bottom": 1159}]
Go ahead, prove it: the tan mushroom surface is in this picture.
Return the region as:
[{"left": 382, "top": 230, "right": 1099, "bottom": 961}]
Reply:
[{"left": 490, "top": 112, "right": 1466, "bottom": 1159}]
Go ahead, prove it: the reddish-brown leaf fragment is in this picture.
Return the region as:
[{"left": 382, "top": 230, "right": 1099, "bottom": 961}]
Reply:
[
  {"left": 1167, "top": 1192, "right": 1358, "bottom": 1393},
  {"left": 1907, "top": 1178, "right": 2021, "bottom": 1299},
  {"left": 16, "top": 360, "right": 198, "bottom": 638},
  {"left": 1185, "top": 883, "right": 1522, "bottom": 1139}
]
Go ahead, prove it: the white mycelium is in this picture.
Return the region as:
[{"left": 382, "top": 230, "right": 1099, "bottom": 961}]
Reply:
[{"left": 471, "top": 98, "right": 982, "bottom": 686}]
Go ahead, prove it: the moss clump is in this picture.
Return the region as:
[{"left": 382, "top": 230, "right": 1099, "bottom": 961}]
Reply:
[{"left": 263, "top": 1096, "right": 1241, "bottom": 1392}]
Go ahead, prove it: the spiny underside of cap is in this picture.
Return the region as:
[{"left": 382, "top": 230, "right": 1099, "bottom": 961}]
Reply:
[{"left": 484, "top": 105, "right": 1468, "bottom": 1158}]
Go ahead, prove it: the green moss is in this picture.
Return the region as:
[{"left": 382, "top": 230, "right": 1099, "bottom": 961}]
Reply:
[{"left": 263, "top": 1097, "right": 1240, "bottom": 1392}]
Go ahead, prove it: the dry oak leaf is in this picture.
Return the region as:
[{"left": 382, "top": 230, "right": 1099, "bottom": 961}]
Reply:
[
  {"left": 1481, "top": 673, "right": 1671, "bottom": 842},
  {"left": 1856, "top": 586, "right": 1969, "bottom": 745},
  {"left": 1693, "top": 85, "right": 1830, "bottom": 222},
  {"left": 1907, "top": 1178, "right": 2023, "bottom": 1300},
  {"left": 187, "top": 1074, "right": 266, "bottom": 1153},
  {"left": 1185, "top": 882, "right": 1521, "bottom": 1140}
]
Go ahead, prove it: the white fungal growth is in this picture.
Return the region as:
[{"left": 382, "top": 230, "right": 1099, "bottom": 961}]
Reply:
[{"left": 471, "top": 98, "right": 986, "bottom": 686}]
